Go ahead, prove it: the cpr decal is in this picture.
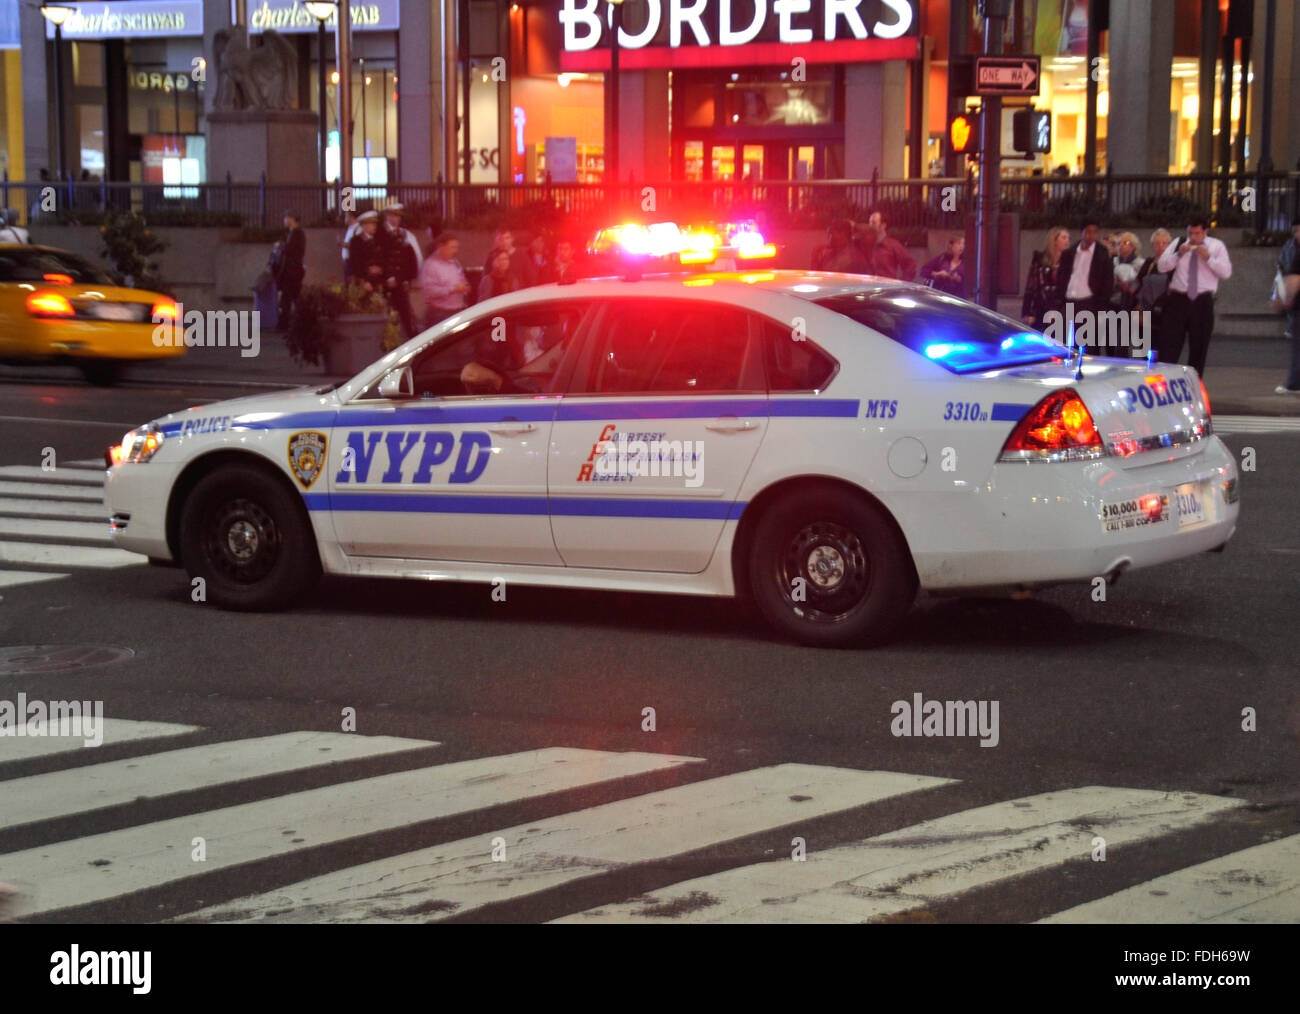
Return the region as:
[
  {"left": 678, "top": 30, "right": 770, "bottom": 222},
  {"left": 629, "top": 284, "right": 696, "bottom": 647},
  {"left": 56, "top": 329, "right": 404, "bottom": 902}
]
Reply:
[
  {"left": 288, "top": 431, "right": 327, "bottom": 489},
  {"left": 334, "top": 430, "right": 492, "bottom": 484}
]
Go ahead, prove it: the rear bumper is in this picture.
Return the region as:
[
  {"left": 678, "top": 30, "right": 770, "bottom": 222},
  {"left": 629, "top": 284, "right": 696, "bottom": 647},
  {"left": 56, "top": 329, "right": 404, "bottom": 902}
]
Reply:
[{"left": 905, "top": 438, "right": 1239, "bottom": 590}]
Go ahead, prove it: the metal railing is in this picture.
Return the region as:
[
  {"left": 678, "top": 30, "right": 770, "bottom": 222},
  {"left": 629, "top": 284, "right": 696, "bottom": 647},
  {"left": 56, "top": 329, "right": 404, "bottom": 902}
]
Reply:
[{"left": 6, "top": 170, "right": 1298, "bottom": 234}]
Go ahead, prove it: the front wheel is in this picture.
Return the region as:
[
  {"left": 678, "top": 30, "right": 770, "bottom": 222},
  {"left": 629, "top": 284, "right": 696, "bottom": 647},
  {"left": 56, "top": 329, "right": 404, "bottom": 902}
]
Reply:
[
  {"left": 178, "top": 464, "right": 321, "bottom": 610},
  {"left": 748, "top": 489, "right": 916, "bottom": 648}
]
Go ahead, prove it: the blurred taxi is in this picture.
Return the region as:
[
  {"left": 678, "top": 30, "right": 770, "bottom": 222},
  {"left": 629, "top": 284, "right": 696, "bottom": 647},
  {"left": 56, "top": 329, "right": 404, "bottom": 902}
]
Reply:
[{"left": 0, "top": 245, "right": 181, "bottom": 385}]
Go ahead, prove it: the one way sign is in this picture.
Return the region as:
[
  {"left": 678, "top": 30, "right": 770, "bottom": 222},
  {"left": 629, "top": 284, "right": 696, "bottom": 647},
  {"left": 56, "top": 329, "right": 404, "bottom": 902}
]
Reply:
[{"left": 975, "top": 56, "right": 1041, "bottom": 95}]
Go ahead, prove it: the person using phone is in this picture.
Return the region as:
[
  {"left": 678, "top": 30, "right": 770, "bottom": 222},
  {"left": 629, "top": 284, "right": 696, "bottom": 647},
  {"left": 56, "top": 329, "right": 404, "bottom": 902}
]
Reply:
[{"left": 1155, "top": 216, "right": 1233, "bottom": 377}]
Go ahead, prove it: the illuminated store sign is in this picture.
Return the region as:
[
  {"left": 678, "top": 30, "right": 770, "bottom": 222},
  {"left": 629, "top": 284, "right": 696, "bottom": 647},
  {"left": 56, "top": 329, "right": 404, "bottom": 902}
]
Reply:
[
  {"left": 244, "top": 0, "right": 399, "bottom": 33},
  {"left": 560, "top": 0, "right": 918, "bottom": 68},
  {"left": 43, "top": 2, "right": 204, "bottom": 39}
]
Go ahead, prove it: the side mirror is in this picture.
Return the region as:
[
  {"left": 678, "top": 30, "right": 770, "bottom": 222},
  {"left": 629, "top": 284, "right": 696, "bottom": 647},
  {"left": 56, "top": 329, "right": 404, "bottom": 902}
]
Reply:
[{"left": 378, "top": 365, "right": 413, "bottom": 400}]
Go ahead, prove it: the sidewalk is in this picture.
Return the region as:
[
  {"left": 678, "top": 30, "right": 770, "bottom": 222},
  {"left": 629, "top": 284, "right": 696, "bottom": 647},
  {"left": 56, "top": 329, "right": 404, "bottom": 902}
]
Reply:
[{"left": 126, "top": 328, "right": 1300, "bottom": 417}]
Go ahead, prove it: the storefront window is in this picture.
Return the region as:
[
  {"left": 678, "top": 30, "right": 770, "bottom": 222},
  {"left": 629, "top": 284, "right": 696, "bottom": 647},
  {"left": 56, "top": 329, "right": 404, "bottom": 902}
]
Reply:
[
  {"left": 723, "top": 71, "right": 833, "bottom": 127},
  {"left": 77, "top": 105, "right": 104, "bottom": 175}
]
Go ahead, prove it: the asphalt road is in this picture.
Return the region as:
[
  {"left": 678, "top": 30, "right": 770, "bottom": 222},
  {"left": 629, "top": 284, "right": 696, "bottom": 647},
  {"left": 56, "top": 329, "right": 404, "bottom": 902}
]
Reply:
[{"left": 1, "top": 367, "right": 1298, "bottom": 926}]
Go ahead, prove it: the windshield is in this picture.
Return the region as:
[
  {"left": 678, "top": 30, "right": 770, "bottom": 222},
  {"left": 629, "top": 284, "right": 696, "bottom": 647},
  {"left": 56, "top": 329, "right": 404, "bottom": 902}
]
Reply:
[{"left": 815, "top": 288, "right": 1065, "bottom": 374}]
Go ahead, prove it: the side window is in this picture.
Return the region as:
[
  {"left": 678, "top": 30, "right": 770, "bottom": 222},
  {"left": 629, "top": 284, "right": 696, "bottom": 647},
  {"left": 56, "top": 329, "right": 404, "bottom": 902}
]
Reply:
[
  {"left": 762, "top": 318, "right": 838, "bottom": 391},
  {"left": 584, "top": 300, "right": 757, "bottom": 394},
  {"left": 397, "top": 302, "right": 587, "bottom": 398}
]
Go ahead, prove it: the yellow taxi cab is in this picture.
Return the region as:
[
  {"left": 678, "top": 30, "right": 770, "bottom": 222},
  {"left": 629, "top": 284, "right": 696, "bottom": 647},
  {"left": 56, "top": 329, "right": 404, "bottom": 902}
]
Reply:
[{"left": 0, "top": 244, "right": 181, "bottom": 385}]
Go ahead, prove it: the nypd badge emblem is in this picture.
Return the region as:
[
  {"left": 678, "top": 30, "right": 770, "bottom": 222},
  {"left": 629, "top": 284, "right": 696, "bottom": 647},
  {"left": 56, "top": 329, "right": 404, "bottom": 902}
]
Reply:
[{"left": 288, "top": 431, "right": 327, "bottom": 489}]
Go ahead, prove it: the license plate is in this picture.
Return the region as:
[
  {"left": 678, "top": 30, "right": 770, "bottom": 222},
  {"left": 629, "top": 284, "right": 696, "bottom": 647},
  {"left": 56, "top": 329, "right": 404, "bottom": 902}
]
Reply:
[
  {"left": 90, "top": 303, "right": 140, "bottom": 321},
  {"left": 1174, "top": 482, "right": 1208, "bottom": 527}
]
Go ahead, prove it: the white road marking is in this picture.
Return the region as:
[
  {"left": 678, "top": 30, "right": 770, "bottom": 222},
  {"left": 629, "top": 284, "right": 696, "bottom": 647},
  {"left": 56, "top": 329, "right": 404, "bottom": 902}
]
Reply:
[
  {"left": 556, "top": 787, "right": 1245, "bottom": 923},
  {"left": 63, "top": 460, "right": 110, "bottom": 470},
  {"left": 0, "top": 416, "right": 132, "bottom": 427},
  {"left": 1039, "top": 833, "right": 1300, "bottom": 923},
  {"left": 0, "top": 518, "right": 112, "bottom": 545},
  {"left": 0, "top": 718, "right": 201, "bottom": 763},
  {"left": 0, "top": 466, "right": 103, "bottom": 485},
  {"left": 1214, "top": 414, "right": 1300, "bottom": 434},
  {"left": 0, "top": 481, "right": 102, "bottom": 503},
  {"left": 0, "top": 570, "right": 66, "bottom": 589},
  {"left": 2, "top": 748, "right": 701, "bottom": 919},
  {"left": 0, "top": 541, "right": 140, "bottom": 568},
  {"left": 0, "top": 732, "right": 441, "bottom": 833},
  {"left": 0, "top": 498, "right": 107, "bottom": 520},
  {"left": 181, "top": 765, "right": 952, "bottom": 923}
]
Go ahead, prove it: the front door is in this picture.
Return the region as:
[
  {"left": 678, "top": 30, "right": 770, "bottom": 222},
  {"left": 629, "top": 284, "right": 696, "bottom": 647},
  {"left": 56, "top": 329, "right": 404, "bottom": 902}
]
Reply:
[
  {"left": 325, "top": 300, "right": 589, "bottom": 564},
  {"left": 548, "top": 299, "right": 768, "bottom": 573}
]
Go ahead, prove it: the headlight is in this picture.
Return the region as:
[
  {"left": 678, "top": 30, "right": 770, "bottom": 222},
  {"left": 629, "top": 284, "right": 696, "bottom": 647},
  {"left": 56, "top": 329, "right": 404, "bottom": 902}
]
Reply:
[{"left": 117, "top": 423, "right": 165, "bottom": 464}]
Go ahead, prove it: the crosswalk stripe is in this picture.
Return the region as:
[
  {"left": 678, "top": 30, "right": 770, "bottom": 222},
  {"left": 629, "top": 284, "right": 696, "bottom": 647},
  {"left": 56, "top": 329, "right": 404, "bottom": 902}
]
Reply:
[
  {"left": 0, "top": 541, "right": 140, "bottom": 568},
  {"left": 0, "top": 719, "right": 201, "bottom": 763},
  {"left": 1038, "top": 833, "right": 1300, "bottom": 923},
  {"left": 0, "top": 466, "right": 102, "bottom": 486},
  {"left": 0, "top": 481, "right": 103, "bottom": 503},
  {"left": 63, "top": 460, "right": 109, "bottom": 470},
  {"left": 0, "top": 518, "right": 112, "bottom": 545},
  {"left": 554, "top": 787, "right": 1245, "bottom": 923},
  {"left": 180, "top": 765, "right": 952, "bottom": 924},
  {"left": 0, "top": 732, "right": 440, "bottom": 834},
  {"left": 2, "top": 747, "right": 701, "bottom": 919},
  {"left": 0, "top": 570, "right": 66, "bottom": 590},
  {"left": 0, "top": 497, "right": 107, "bottom": 520},
  {"left": 1214, "top": 414, "right": 1300, "bottom": 434}
]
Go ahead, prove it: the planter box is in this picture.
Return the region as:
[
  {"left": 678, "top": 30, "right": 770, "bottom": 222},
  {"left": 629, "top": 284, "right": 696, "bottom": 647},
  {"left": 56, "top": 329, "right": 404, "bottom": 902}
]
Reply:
[{"left": 324, "top": 314, "right": 387, "bottom": 375}]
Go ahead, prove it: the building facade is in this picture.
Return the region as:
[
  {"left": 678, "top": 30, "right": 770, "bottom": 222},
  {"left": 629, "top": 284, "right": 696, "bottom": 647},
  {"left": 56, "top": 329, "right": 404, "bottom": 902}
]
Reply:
[{"left": 10, "top": 0, "right": 1300, "bottom": 188}]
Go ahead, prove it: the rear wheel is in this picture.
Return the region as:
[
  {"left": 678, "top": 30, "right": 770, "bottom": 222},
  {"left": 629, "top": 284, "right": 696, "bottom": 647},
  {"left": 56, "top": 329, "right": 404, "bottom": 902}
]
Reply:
[
  {"left": 748, "top": 488, "right": 916, "bottom": 648},
  {"left": 178, "top": 464, "right": 320, "bottom": 610},
  {"left": 80, "top": 361, "right": 123, "bottom": 386}
]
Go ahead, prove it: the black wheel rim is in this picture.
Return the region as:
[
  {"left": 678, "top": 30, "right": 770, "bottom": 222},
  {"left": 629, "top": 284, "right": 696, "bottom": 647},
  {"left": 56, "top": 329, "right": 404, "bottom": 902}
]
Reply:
[
  {"left": 201, "top": 497, "right": 282, "bottom": 585},
  {"left": 776, "top": 521, "right": 870, "bottom": 625}
]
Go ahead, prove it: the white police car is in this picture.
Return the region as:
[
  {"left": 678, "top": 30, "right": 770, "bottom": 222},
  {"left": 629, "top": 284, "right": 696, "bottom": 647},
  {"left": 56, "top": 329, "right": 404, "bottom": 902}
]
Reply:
[{"left": 105, "top": 272, "right": 1238, "bottom": 647}]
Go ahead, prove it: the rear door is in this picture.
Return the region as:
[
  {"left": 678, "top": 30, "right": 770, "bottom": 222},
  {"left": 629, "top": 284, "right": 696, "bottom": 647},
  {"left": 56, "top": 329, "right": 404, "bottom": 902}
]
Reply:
[{"left": 548, "top": 298, "right": 768, "bottom": 572}]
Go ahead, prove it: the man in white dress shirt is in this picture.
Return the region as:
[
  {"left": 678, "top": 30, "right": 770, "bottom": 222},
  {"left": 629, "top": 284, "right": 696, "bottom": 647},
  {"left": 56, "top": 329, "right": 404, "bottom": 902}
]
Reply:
[{"left": 1155, "top": 216, "right": 1232, "bottom": 377}]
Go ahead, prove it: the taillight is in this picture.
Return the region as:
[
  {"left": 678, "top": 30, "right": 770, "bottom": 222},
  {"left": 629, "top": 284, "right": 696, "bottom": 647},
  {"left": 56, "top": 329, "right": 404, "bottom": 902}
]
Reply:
[
  {"left": 27, "top": 291, "right": 75, "bottom": 317},
  {"left": 151, "top": 299, "right": 178, "bottom": 322},
  {"left": 1199, "top": 378, "right": 1211, "bottom": 419},
  {"left": 42, "top": 272, "right": 74, "bottom": 285},
  {"left": 998, "top": 389, "right": 1105, "bottom": 462}
]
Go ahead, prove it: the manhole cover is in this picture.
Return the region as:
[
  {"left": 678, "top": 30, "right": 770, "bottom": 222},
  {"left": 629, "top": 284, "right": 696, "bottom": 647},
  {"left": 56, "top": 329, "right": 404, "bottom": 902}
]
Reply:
[{"left": 0, "top": 645, "right": 136, "bottom": 675}]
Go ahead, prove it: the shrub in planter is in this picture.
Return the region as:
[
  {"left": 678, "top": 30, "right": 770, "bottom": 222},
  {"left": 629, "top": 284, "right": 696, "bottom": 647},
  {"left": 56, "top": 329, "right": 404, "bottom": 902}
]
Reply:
[
  {"left": 284, "top": 280, "right": 400, "bottom": 373},
  {"left": 99, "top": 211, "right": 166, "bottom": 289}
]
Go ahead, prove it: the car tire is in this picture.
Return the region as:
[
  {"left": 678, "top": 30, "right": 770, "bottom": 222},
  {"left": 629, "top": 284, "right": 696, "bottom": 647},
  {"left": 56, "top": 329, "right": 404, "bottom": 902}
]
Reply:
[
  {"left": 748, "top": 488, "right": 916, "bottom": 648},
  {"left": 178, "top": 464, "right": 321, "bottom": 611},
  {"left": 80, "top": 361, "right": 123, "bottom": 386}
]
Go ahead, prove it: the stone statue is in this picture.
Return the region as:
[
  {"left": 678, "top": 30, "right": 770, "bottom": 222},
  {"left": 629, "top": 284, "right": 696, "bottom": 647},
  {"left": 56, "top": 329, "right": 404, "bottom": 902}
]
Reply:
[{"left": 212, "top": 26, "right": 297, "bottom": 111}]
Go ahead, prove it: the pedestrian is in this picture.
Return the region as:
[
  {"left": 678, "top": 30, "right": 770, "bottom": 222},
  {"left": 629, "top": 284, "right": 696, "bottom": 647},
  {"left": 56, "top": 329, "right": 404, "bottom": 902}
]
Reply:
[
  {"left": 1156, "top": 215, "right": 1232, "bottom": 377},
  {"left": 1112, "top": 231, "right": 1143, "bottom": 310},
  {"left": 340, "top": 210, "right": 360, "bottom": 279},
  {"left": 812, "top": 220, "right": 870, "bottom": 274},
  {"left": 1271, "top": 215, "right": 1300, "bottom": 394},
  {"left": 383, "top": 203, "right": 423, "bottom": 272},
  {"left": 866, "top": 211, "right": 917, "bottom": 281},
  {"left": 479, "top": 248, "right": 519, "bottom": 302},
  {"left": 482, "top": 228, "right": 536, "bottom": 289},
  {"left": 1060, "top": 218, "right": 1115, "bottom": 329},
  {"left": 1134, "top": 228, "right": 1174, "bottom": 353},
  {"left": 1022, "top": 226, "right": 1071, "bottom": 329},
  {"left": 420, "top": 231, "right": 471, "bottom": 329},
  {"left": 527, "top": 234, "right": 549, "bottom": 279},
  {"left": 919, "top": 235, "right": 966, "bottom": 297},
  {"left": 540, "top": 238, "right": 581, "bottom": 284},
  {"left": 347, "top": 210, "right": 387, "bottom": 292},
  {"left": 274, "top": 210, "right": 306, "bottom": 331},
  {"left": 380, "top": 204, "right": 420, "bottom": 337}
]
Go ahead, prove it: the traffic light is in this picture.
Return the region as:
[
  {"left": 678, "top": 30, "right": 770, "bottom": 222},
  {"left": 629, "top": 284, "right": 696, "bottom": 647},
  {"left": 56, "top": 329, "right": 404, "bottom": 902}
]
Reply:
[
  {"left": 949, "top": 113, "right": 977, "bottom": 155},
  {"left": 1013, "top": 108, "right": 1052, "bottom": 154}
]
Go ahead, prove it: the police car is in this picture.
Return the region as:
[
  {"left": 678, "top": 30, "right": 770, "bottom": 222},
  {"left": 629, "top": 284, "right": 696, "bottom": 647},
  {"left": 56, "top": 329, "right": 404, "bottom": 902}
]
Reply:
[{"left": 104, "top": 272, "right": 1238, "bottom": 647}]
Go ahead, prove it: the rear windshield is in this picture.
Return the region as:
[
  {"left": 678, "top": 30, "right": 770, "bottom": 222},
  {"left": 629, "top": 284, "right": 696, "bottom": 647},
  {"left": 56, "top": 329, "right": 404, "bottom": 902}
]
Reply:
[
  {"left": 816, "top": 288, "right": 1065, "bottom": 373},
  {"left": 0, "top": 248, "right": 116, "bottom": 285}
]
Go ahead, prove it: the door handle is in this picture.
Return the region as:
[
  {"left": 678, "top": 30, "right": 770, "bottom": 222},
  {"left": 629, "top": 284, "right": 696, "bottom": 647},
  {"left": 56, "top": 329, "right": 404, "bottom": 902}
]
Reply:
[
  {"left": 706, "top": 417, "right": 759, "bottom": 433},
  {"left": 488, "top": 422, "right": 537, "bottom": 435}
]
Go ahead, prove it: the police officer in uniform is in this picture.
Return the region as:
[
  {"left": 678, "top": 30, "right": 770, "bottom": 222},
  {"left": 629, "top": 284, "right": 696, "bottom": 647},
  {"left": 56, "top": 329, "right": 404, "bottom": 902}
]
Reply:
[
  {"left": 347, "top": 210, "right": 387, "bottom": 291},
  {"left": 381, "top": 203, "right": 420, "bottom": 337}
]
